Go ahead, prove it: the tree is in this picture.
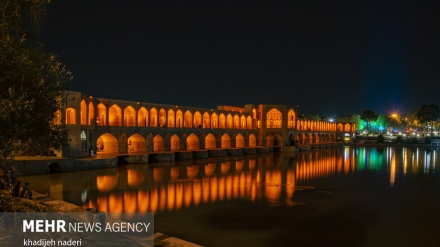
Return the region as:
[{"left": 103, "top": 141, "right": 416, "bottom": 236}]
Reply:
[
  {"left": 360, "top": 110, "right": 378, "bottom": 135},
  {"left": 0, "top": 0, "right": 72, "bottom": 174},
  {"left": 416, "top": 104, "right": 440, "bottom": 136}
]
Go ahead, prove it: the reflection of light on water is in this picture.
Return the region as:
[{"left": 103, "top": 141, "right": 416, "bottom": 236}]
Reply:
[
  {"left": 81, "top": 148, "right": 440, "bottom": 213},
  {"left": 390, "top": 153, "right": 396, "bottom": 187}
]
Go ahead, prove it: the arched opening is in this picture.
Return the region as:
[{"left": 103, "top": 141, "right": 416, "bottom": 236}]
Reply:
[
  {"left": 234, "top": 115, "right": 240, "bottom": 129},
  {"left": 203, "top": 112, "right": 210, "bottom": 128},
  {"left": 88, "top": 102, "right": 94, "bottom": 125},
  {"left": 240, "top": 116, "right": 246, "bottom": 129},
  {"left": 306, "top": 134, "right": 311, "bottom": 144},
  {"left": 211, "top": 113, "right": 218, "bottom": 128},
  {"left": 266, "top": 133, "right": 282, "bottom": 147},
  {"left": 171, "top": 134, "right": 180, "bottom": 151},
  {"left": 66, "top": 108, "right": 76, "bottom": 124},
  {"left": 194, "top": 111, "right": 202, "bottom": 128},
  {"left": 184, "top": 110, "right": 192, "bottom": 128},
  {"left": 109, "top": 105, "right": 121, "bottom": 126},
  {"left": 150, "top": 107, "right": 158, "bottom": 127},
  {"left": 159, "top": 108, "right": 166, "bottom": 127},
  {"left": 153, "top": 135, "right": 164, "bottom": 152},
  {"left": 266, "top": 108, "right": 282, "bottom": 128},
  {"left": 176, "top": 110, "right": 183, "bottom": 128},
  {"left": 97, "top": 103, "right": 106, "bottom": 126},
  {"left": 247, "top": 116, "right": 252, "bottom": 129},
  {"left": 124, "top": 106, "right": 136, "bottom": 126},
  {"left": 249, "top": 134, "right": 256, "bottom": 147},
  {"left": 345, "top": 123, "right": 351, "bottom": 132},
  {"left": 337, "top": 123, "right": 343, "bottom": 131},
  {"left": 226, "top": 114, "right": 233, "bottom": 128},
  {"left": 253, "top": 109, "right": 256, "bottom": 119},
  {"left": 49, "top": 163, "right": 62, "bottom": 173},
  {"left": 127, "top": 134, "right": 146, "bottom": 153},
  {"left": 80, "top": 100, "right": 87, "bottom": 125},
  {"left": 288, "top": 109, "right": 295, "bottom": 128},
  {"left": 205, "top": 133, "right": 216, "bottom": 149},
  {"left": 187, "top": 133, "right": 200, "bottom": 150},
  {"left": 221, "top": 134, "right": 231, "bottom": 148},
  {"left": 219, "top": 114, "right": 226, "bottom": 128},
  {"left": 168, "top": 109, "right": 175, "bottom": 127},
  {"left": 236, "top": 134, "right": 244, "bottom": 148},
  {"left": 137, "top": 107, "right": 148, "bottom": 127},
  {"left": 97, "top": 133, "right": 118, "bottom": 153}
]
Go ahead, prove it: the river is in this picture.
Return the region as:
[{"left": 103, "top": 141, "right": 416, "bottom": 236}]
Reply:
[{"left": 21, "top": 146, "right": 440, "bottom": 247}]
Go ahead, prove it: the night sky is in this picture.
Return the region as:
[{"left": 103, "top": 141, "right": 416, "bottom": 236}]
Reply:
[{"left": 41, "top": 0, "right": 440, "bottom": 116}]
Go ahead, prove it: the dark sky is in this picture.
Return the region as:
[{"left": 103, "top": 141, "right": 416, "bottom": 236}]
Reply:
[{"left": 41, "top": 0, "right": 440, "bottom": 116}]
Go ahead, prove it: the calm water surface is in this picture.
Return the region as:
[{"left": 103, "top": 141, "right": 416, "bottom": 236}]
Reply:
[{"left": 22, "top": 147, "right": 440, "bottom": 247}]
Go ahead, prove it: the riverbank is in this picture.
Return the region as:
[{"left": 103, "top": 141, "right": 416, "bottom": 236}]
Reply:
[{"left": 0, "top": 189, "right": 203, "bottom": 246}]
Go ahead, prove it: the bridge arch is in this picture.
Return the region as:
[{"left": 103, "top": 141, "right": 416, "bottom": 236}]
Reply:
[
  {"left": 187, "top": 133, "right": 200, "bottom": 150},
  {"left": 138, "top": 107, "right": 148, "bottom": 127},
  {"left": 219, "top": 114, "right": 226, "bottom": 128},
  {"left": 203, "top": 112, "right": 210, "bottom": 128},
  {"left": 234, "top": 115, "right": 240, "bottom": 129},
  {"left": 171, "top": 134, "right": 180, "bottom": 151},
  {"left": 176, "top": 110, "right": 183, "bottom": 127},
  {"left": 221, "top": 134, "right": 231, "bottom": 148},
  {"left": 124, "top": 106, "right": 136, "bottom": 126},
  {"left": 97, "top": 133, "right": 118, "bottom": 153},
  {"left": 236, "top": 134, "right": 245, "bottom": 148},
  {"left": 150, "top": 107, "right": 158, "bottom": 127},
  {"left": 194, "top": 111, "right": 202, "bottom": 128},
  {"left": 159, "top": 108, "right": 166, "bottom": 127},
  {"left": 109, "top": 104, "right": 121, "bottom": 126},
  {"left": 184, "top": 110, "right": 192, "bottom": 128},
  {"left": 128, "top": 133, "right": 146, "bottom": 153},
  {"left": 66, "top": 108, "right": 76, "bottom": 125},
  {"left": 249, "top": 134, "right": 256, "bottom": 147},
  {"left": 205, "top": 133, "right": 216, "bottom": 149},
  {"left": 288, "top": 109, "right": 295, "bottom": 128},
  {"left": 211, "top": 113, "right": 218, "bottom": 128},
  {"left": 266, "top": 133, "right": 282, "bottom": 147},
  {"left": 97, "top": 103, "right": 106, "bottom": 126},
  {"left": 227, "top": 114, "right": 233, "bottom": 129},
  {"left": 168, "top": 109, "right": 175, "bottom": 127},
  {"left": 266, "top": 108, "right": 282, "bottom": 128},
  {"left": 247, "top": 116, "right": 252, "bottom": 129},
  {"left": 80, "top": 100, "right": 86, "bottom": 125},
  {"left": 153, "top": 135, "right": 164, "bottom": 152},
  {"left": 88, "top": 102, "right": 94, "bottom": 125}
]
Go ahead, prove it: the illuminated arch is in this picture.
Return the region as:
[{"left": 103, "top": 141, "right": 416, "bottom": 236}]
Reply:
[
  {"left": 233, "top": 115, "right": 240, "bottom": 129},
  {"left": 168, "top": 109, "right": 175, "bottom": 127},
  {"left": 96, "top": 174, "right": 119, "bottom": 192},
  {"left": 205, "top": 133, "right": 216, "bottom": 149},
  {"left": 253, "top": 108, "right": 256, "bottom": 119},
  {"left": 249, "top": 134, "right": 256, "bottom": 147},
  {"left": 124, "top": 106, "right": 136, "bottom": 126},
  {"left": 219, "top": 114, "right": 226, "bottom": 128},
  {"left": 187, "top": 133, "right": 200, "bottom": 150},
  {"left": 80, "top": 100, "right": 87, "bottom": 125},
  {"left": 137, "top": 107, "right": 148, "bottom": 127},
  {"left": 171, "top": 134, "right": 180, "bottom": 151},
  {"left": 211, "top": 113, "right": 218, "bottom": 128},
  {"left": 236, "top": 134, "right": 244, "bottom": 148},
  {"left": 176, "top": 110, "right": 183, "bottom": 127},
  {"left": 352, "top": 124, "right": 356, "bottom": 132},
  {"left": 184, "top": 110, "right": 192, "bottom": 128},
  {"left": 337, "top": 123, "right": 343, "bottom": 131},
  {"left": 344, "top": 123, "right": 351, "bottom": 132},
  {"left": 127, "top": 134, "right": 146, "bottom": 153},
  {"left": 153, "top": 135, "right": 164, "bottom": 152},
  {"left": 97, "top": 133, "right": 118, "bottom": 153},
  {"left": 66, "top": 108, "right": 76, "bottom": 125},
  {"left": 203, "top": 112, "right": 211, "bottom": 128},
  {"left": 156, "top": 108, "right": 165, "bottom": 127},
  {"left": 288, "top": 109, "right": 295, "bottom": 128},
  {"left": 247, "top": 116, "right": 252, "bottom": 129},
  {"left": 194, "top": 111, "right": 202, "bottom": 128},
  {"left": 150, "top": 107, "right": 158, "bottom": 127},
  {"left": 226, "top": 114, "right": 233, "bottom": 129},
  {"left": 266, "top": 108, "right": 282, "bottom": 128},
  {"left": 109, "top": 104, "right": 122, "bottom": 126},
  {"left": 221, "top": 134, "right": 231, "bottom": 148},
  {"left": 97, "top": 103, "right": 106, "bottom": 126},
  {"left": 88, "top": 102, "right": 94, "bottom": 125}
]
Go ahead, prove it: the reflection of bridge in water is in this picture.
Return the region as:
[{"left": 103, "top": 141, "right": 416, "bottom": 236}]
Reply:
[
  {"left": 78, "top": 147, "right": 440, "bottom": 213},
  {"left": 84, "top": 149, "right": 352, "bottom": 213}
]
